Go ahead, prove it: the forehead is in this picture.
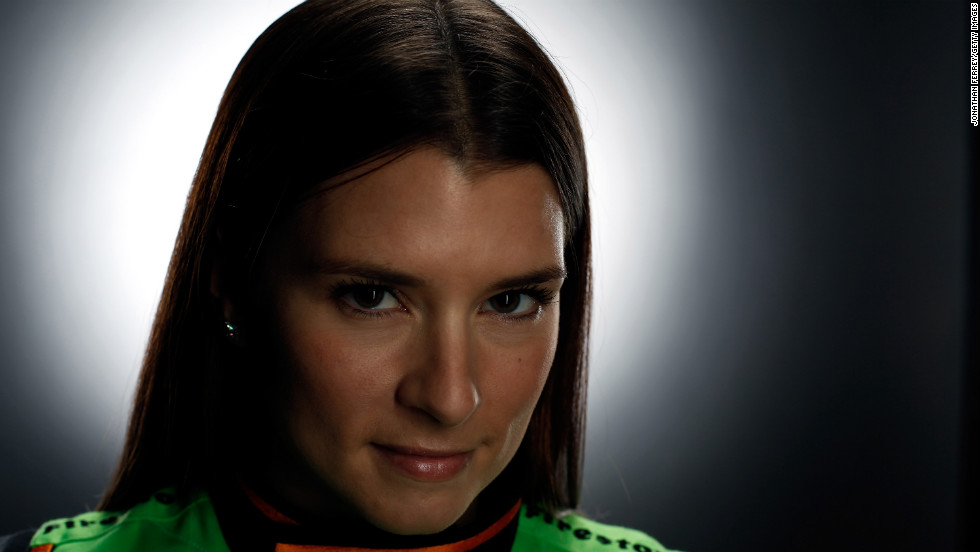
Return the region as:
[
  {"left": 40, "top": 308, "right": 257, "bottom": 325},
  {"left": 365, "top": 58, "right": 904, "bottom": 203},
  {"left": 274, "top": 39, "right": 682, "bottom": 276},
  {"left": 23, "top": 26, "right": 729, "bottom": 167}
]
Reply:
[{"left": 279, "top": 148, "right": 565, "bottom": 282}]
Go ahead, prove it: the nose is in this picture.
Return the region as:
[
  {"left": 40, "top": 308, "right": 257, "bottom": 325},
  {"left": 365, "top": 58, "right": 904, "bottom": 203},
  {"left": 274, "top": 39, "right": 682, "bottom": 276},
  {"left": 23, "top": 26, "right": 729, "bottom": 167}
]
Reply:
[{"left": 396, "top": 315, "right": 481, "bottom": 427}]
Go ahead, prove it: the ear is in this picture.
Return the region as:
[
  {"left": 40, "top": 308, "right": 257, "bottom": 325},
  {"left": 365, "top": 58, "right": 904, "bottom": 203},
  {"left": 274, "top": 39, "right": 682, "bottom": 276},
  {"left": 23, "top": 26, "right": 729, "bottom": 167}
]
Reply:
[{"left": 210, "top": 228, "right": 239, "bottom": 324}]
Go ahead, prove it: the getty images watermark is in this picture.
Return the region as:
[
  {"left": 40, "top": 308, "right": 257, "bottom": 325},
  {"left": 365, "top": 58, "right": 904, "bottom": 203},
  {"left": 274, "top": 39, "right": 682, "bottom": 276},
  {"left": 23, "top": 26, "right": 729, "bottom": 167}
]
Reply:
[{"left": 972, "top": 3, "right": 979, "bottom": 126}]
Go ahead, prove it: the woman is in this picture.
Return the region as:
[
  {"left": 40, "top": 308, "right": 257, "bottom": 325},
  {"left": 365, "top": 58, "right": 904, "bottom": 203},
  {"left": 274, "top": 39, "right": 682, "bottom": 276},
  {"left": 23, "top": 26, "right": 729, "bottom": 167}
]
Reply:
[{"left": 7, "top": 0, "right": 677, "bottom": 550}]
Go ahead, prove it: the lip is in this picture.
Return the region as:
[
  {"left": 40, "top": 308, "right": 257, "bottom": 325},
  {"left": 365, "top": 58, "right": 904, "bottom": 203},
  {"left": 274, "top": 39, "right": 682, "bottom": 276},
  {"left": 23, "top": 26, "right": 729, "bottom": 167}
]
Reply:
[{"left": 373, "top": 444, "right": 473, "bottom": 482}]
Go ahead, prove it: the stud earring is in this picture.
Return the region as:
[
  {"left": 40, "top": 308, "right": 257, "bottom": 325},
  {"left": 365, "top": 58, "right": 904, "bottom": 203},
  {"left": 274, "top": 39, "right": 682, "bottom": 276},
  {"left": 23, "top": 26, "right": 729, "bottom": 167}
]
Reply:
[{"left": 224, "top": 321, "right": 243, "bottom": 346}]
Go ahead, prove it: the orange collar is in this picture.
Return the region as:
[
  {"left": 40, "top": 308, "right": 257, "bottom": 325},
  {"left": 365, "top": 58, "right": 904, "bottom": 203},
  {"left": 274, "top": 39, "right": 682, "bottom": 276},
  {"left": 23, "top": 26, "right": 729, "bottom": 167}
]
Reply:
[{"left": 273, "top": 502, "right": 521, "bottom": 552}]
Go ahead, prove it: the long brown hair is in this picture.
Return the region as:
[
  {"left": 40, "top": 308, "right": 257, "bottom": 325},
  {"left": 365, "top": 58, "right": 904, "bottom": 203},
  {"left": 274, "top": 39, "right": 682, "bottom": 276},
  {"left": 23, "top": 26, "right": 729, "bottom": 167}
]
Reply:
[{"left": 100, "top": 0, "right": 590, "bottom": 515}]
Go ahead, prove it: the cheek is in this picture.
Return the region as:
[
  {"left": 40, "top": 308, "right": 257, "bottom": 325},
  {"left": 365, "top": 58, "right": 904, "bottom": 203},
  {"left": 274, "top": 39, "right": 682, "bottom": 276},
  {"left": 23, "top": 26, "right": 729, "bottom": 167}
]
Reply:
[
  {"left": 274, "top": 301, "right": 409, "bottom": 441},
  {"left": 480, "top": 312, "right": 560, "bottom": 440},
  {"left": 291, "top": 332, "right": 393, "bottom": 401}
]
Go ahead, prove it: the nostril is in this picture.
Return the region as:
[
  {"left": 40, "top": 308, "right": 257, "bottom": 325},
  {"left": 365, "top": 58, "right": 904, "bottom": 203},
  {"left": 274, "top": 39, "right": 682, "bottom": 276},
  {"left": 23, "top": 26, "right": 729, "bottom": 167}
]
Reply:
[
  {"left": 435, "top": 384, "right": 480, "bottom": 427},
  {"left": 397, "top": 375, "right": 480, "bottom": 428},
  {"left": 395, "top": 354, "right": 481, "bottom": 427}
]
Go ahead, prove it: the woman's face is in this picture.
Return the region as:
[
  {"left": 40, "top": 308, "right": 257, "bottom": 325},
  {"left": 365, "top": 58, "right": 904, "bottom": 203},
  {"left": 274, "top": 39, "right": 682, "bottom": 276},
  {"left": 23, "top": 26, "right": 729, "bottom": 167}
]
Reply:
[{"left": 255, "top": 147, "right": 565, "bottom": 534}]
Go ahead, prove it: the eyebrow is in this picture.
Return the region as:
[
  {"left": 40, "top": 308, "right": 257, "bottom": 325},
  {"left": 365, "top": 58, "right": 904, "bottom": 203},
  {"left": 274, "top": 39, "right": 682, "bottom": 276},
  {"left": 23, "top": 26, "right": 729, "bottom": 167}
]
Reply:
[
  {"left": 488, "top": 266, "right": 567, "bottom": 290},
  {"left": 306, "top": 259, "right": 426, "bottom": 287},
  {"left": 306, "top": 259, "right": 566, "bottom": 290}
]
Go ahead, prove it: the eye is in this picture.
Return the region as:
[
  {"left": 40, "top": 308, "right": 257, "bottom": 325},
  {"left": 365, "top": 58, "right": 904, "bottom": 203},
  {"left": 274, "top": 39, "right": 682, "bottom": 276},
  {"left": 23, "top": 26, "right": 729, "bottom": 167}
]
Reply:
[
  {"left": 483, "top": 291, "right": 538, "bottom": 316},
  {"left": 340, "top": 285, "right": 401, "bottom": 311}
]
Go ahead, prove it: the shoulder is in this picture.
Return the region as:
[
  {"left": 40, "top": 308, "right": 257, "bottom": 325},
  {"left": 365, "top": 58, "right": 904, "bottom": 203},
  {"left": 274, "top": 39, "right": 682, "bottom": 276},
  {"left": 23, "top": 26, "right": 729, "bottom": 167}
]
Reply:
[
  {"left": 514, "top": 505, "right": 680, "bottom": 552},
  {"left": 0, "top": 529, "right": 35, "bottom": 552},
  {"left": 27, "top": 489, "right": 227, "bottom": 552}
]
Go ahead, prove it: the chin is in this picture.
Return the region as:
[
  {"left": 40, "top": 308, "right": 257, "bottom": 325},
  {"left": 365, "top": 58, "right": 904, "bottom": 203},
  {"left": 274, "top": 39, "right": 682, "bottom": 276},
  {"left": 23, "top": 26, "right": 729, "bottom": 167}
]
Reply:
[
  {"left": 361, "top": 490, "right": 476, "bottom": 535},
  {"left": 374, "top": 518, "right": 456, "bottom": 536},
  {"left": 367, "top": 512, "right": 460, "bottom": 536}
]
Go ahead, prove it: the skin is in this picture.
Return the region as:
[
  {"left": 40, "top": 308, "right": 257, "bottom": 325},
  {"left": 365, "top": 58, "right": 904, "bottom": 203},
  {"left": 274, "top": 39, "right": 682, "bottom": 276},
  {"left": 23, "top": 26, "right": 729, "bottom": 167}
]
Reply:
[{"left": 245, "top": 147, "right": 566, "bottom": 534}]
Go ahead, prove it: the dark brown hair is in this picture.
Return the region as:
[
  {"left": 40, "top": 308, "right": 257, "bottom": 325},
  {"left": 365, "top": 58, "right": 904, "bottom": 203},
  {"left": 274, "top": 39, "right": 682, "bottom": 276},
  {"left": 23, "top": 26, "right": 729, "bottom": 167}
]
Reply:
[{"left": 100, "top": 0, "right": 590, "bottom": 515}]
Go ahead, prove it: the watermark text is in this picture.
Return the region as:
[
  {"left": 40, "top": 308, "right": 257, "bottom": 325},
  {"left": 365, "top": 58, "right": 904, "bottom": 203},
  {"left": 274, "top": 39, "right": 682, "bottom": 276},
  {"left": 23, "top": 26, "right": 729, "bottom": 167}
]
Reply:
[{"left": 971, "top": 3, "right": 978, "bottom": 125}]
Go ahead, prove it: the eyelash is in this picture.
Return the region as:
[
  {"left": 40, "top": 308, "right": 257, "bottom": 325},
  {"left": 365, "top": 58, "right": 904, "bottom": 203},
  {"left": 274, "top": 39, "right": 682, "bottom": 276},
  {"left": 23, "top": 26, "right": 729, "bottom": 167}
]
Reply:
[
  {"left": 328, "top": 278, "right": 403, "bottom": 320},
  {"left": 491, "top": 285, "right": 558, "bottom": 321},
  {"left": 326, "top": 279, "right": 558, "bottom": 321}
]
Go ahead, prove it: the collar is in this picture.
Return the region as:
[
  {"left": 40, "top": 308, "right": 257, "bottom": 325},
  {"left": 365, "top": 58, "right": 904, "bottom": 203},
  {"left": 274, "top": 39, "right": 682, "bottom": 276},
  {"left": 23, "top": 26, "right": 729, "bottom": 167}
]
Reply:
[{"left": 210, "top": 478, "right": 522, "bottom": 552}]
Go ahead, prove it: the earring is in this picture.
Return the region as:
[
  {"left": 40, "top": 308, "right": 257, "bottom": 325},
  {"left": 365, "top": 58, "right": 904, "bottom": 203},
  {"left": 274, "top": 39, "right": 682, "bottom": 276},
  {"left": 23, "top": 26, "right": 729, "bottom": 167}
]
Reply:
[{"left": 224, "top": 321, "right": 244, "bottom": 346}]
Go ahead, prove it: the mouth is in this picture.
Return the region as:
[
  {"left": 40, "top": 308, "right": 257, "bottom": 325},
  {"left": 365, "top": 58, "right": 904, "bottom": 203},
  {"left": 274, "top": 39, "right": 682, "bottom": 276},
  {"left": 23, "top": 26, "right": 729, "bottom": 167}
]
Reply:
[{"left": 372, "top": 444, "right": 474, "bottom": 482}]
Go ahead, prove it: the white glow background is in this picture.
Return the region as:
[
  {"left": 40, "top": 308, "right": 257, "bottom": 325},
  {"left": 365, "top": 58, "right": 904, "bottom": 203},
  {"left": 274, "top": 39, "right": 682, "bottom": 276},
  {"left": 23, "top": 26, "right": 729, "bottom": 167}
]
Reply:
[{"left": 0, "top": 2, "right": 969, "bottom": 550}]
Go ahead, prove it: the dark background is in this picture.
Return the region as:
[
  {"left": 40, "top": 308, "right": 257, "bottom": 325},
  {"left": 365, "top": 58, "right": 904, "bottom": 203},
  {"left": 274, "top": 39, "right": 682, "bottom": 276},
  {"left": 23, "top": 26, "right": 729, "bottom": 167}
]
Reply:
[{"left": 1, "top": 1, "right": 975, "bottom": 551}]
